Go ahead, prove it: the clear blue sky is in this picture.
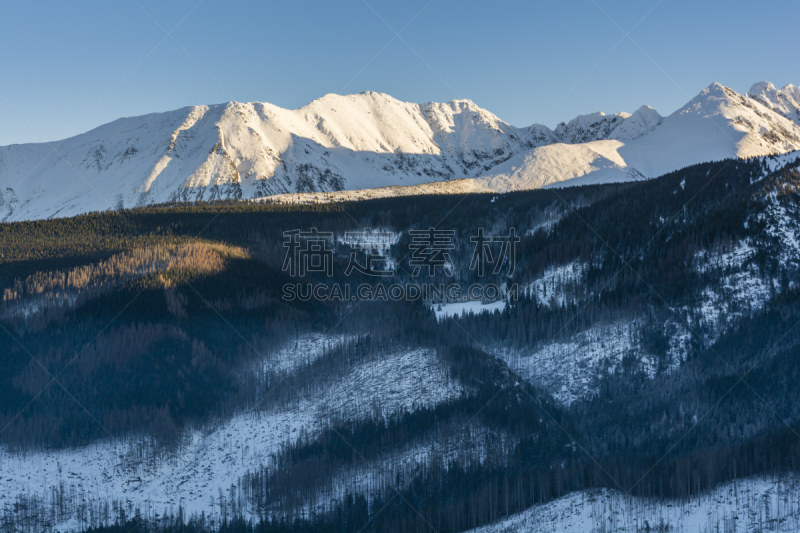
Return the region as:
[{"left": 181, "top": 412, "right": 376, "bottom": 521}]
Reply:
[{"left": 1, "top": 0, "right": 798, "bottom": 146}]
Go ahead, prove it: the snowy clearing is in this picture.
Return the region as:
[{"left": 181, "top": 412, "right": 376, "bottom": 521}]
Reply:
[
  {"left": 0, "top": 347, "right": 462, "bottom": 528},
  {"left": 434, "top": 300, "right": 507, "bottom": 321},
  {"left": 469, "top": 475, "right": 800, "bottom": 533}
]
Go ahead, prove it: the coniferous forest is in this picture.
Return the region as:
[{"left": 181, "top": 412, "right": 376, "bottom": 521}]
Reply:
[{"left": 2, "top": 154, "right": 800, "bottom": 532}]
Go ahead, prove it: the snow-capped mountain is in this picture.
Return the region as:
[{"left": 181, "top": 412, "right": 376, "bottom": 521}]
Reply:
[
  {"left": 0, "top": 93, "right": 530, "bottom": 221},
  {"left": 473, "top": 82, "right": 800, "bottom": 192},
  {"left": 748, "top": 81, "right": 800, "bottom": 126},
  {"left": 553, "top": 111, "right": 631, "bottom": 144},
  {"left": 1, "top": 82, "right": 799, "bottom": 221},
  {"left": 607, "top": 105, "right": 662, "bottom": 141}
]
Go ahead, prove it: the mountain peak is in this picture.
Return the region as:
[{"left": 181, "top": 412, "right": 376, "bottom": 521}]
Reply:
[
  {"left": 608, "top": 105, "right": 663, "bottom": 141},
  {"left": 746, "top": 81, "right": 800, "bottom": 126},
  {"left": 299, "top": 91, "right": 403, "bottom": 112},
  {"left": 749, "top": 81, "right": 777, "bottom": 95},
  {"left": 699, "top": 82, "right": 735, "bottom": 99},
  {"left": 554, "top": 111, "right": 630, "bottom": 144},
  {"left": 677, "top": 82, "right": 742, "bottom": 115},
  {"left": 421, "top": 98, "right": 482, "bottom": 112},
  {"left": 448, "top": 98, "right": 479, "bottom": 106}
]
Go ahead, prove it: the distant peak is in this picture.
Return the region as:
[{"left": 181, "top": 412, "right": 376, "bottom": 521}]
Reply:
[
  {"left": 748, "top": 81, "right": 777, "bottom": 97},
  {"left": 355, "top": 90, "right": 393, "bottom": 99},
  {"left": 702, "top": 82, "right": 730, "bottom": 94},
  {"left": 553, "top": 111, "right": 630, "bottom": 143},
  {"left": 295, "top": 91, "right": 404, "bottom": 111},
  {"left": 608, "top": 105, "right": 662, "bottom": 141},
  {"left": 745, "top": 81, "right": 800, "bottom": 126},
  {"left": 631, "top": 105, "right": 662, "bottom": 122},
  {"left": 422, "top": 98, "right": 480, "bottom": 110},
  {"left": 315, "top": 92, "right": 346, "bottom": 102},
  {"left": 687, "top": 82, "right": 741, "bottom": 105}
]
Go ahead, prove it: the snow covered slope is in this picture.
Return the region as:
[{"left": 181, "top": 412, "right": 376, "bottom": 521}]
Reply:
[
  {"left": 0, "top": 337, "right": 464, "bottom": 528},
  {"left": 0, "top": 93, "right": 531, "bottom": 221},
  {"left": 748, "top": 81, "right": 800, "bottom": 126},
  {"left": 469, "top": 476, "right": 800, "bottom": 533},
  {"left": 2, "top": 82, "right": 799, "bottom": 221},
  {"left": 554, "top": 111, "right": 630, "bottom": 144},
  {"left": 470, "top": 82, "right": 800, "bottom": 192}
]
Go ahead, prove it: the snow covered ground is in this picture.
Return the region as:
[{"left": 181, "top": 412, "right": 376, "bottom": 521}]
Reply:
[
  {"left": 690, "top": 193, "right": 800, "bottom": 342},
  {"left": 0, "top": 341, "right": 463, "bottom": 529},
  {"left": 306, "top": 422, "right": 504, "bottom": 513},
  {"left": 258, "top": 333, "right": 353, "bottom": 374},
  {"left": 763, "top": 199, "right": 800, "bottom": 268},
  {"left": 434, "top": 300, "right": 507, "bottom": 321},
  {"left": 500, "top": 246, "right": 784, "bottom": 404},
  {"left": 491, "top": 320, "right": 652, "bottom": 405},
  {"left": 691, "top": 239, "right": 777, "bottom": 339},
  {"left": 469, "top": 475, "right": 800, "bottom": 533},
  {"left": 524, "top": 261, "right": 588, "bottom": 308}
]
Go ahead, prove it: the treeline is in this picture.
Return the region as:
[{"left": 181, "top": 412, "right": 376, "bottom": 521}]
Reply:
[{"left": 1, "top": 242, "right": 239, "bottom": 326}]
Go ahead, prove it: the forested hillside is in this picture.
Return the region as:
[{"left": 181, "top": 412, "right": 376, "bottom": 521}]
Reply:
[{"left": 2, "top": 152, "right": 800, "bottom": 532}]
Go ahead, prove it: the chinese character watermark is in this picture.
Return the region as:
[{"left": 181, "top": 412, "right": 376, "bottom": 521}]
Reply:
[
  {"left": 282, "top": 228, "right": 334, "bottom": 277},
  {"left": 469, "top": 227, "right": 519, "bottom": 276},
  {"left": 343, "top": 228, "right": 394, "bottom": 277},
  {"left": 408, "top": 228, "right": 455, "bottom": 277},
  {"left": 281, "top": 226, "right": 520, "bottom": 306}
]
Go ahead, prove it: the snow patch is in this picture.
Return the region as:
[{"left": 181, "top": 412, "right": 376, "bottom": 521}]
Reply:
[
  {"left": 0, "top": 347, "right": 462, "bottom": 527},
  {"left": 470, "top": 475, "right": 800, "bottom": 533},
  {"left": 434, "top": 300, "right": 506, "bottom": 321}
]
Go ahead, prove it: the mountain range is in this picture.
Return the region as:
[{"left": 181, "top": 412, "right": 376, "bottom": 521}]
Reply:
[{"left": 1, "top": 81, "right": 799, "bottom": 221}]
